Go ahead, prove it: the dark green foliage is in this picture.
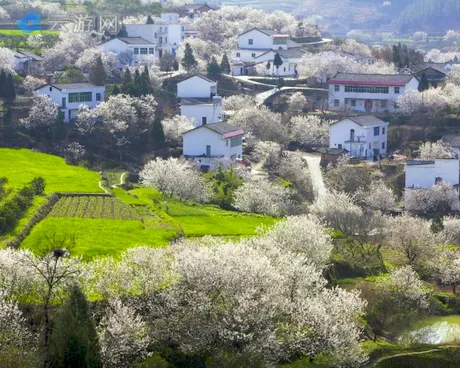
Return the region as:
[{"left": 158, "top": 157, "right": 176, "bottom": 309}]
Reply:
[
  {"left": 58, "top": 68, "right": 85, "bottom": 83},
  {"left": 181, "top": 43, "right": 197, "bottom": 73},
  {"left": 392, "top": 43, "right": 423, "bottom": 69},
  {"left": 220, "top": 54, "right": 230, "bottom": 74},
  {"left": 111, "top": 84, "right": 121, "bottom": 95},
  {"left": 89, "top": 55, "right": 106, "bottom": 86},
  {"left": 146, "top": 15, "right": 154, "bottom": 24},
  {"left": 172, "top": 60, "right": 179, "bottom": 71},
  {"left": 159, "top": 53, "right": 176, "bottom": 72},
  {"left": 207, "top": 56, "right": 220, "bottom": 79},
  {"left": 49, "top": 285, "right": 102, "bottom": 368},
  {"left": 140, "top": 66, "right": 153, "bottom": 95},
  {"left": 431, "top": 215, "right": 445, "bottom": 233},
  {"left": 4, "top": 73, "right": 15, "bottom": 101},
  {"left": 0, "top": 177, "right": 10, "bottom": 201},
  {"left": 277, "top": 77, "right": 285, "bottom": 89},
  {"left": 418, "top": 72, "right": 429, "bottom": 92},
  {"left": 266, "top": 61, "right": 271, "bottom": 71},
  {"left": 274, "top": 53, "right": 283, "bottom": 72},
  {"left": 151, "top": 116, "right": 165, "bottom": 143},
  {"left": 0, "top": 177, "right": 44, "bottom": 234},
  {"left": 0, "top": 69, "right": 6, "bottom": 98},
  {"left": 204, "top": 167, "right": 243, "bottom": 210},
  {"left": 52, "top": 113, "right": 67, "bottom": 144},
  {"left": 122, "top": 68, "right": 132, "bottom": 94}
]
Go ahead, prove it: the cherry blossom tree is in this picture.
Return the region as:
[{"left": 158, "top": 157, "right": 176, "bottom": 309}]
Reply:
[
  {"left": 404, "top": 182, "right": 459, "bottom": 213},
  {"left": 346, "top": 29, "right": 371, "bottom": 42},
  {"left": 23, "top": 75, "right": 46, "bottom": 92},
  {"left": 436, "top": 250, "right": 460, "bottom": 294},
  {"left": 396, "top": 89, "right": 448, "bottom": 116},
  {"left": 357, "top": 180, "right": 396, "bottom": 213},
  {"left": 289, "top": 115, "right": 330, "bottom": 148},
  {"left": 76, "top": 48, "right": 119, "bottom": 78},
  {"left": 75, "top": 104, "right": 101, "bottom": 136},
  {"left": 140, "top": 157, "right": 211, "bottom": 203},
  {"left": 286, "top": 92, "right": 307, "bottom": 115},
  {"left": 447, "top": 66, "right": 460, "bottom": 85},
  {"left": 20, "top": 94, "right": 59, "bottom": 129},
  {"left": 444, "top": 30, "right": 460, "bottom": 44},
  {"left": 233, "top": 176, "right": 295, "bottom": 216},
  {"left": 161, "top": 115, "right": 195, "bottom": 144},
  {"left": 419, "top": 140, "right": 456, "bottom": 160},
  {"left": 0, "top": 47, "right": 15, "bottom": 74},
  {"left": 252, "top": 140, "right": 282, "bottom": 171},
  {"left": 222, "top": 95, "right": 256, "bottom": 111}
]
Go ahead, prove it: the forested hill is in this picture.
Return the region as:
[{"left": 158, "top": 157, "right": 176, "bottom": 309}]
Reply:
[{"left": 219, "top": 0, "right": 460, "bottom": 34}]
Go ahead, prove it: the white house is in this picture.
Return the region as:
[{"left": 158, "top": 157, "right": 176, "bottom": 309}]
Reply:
[
  {"left": 329, "top": 115, "right": 389, "bottom": 158},
  {"left": 177, "top": 75, "right": 222, "bottom": 126},
  {"left": 177, "top": 3, "right": 217, "bottom": 20},
  {"left": 253, "top": 48, "right": 306, "bottom": 77},
  {"left": 328, "top": 73, "right": 419, "bottom": 112},
  {"left": 183, "top": 122, "right": 244, "bottom": 163},
  {"left": 97, "top": 37, "right": 155, "bottom": 66},
  {"left": 35, "top": 82, "right": 105, "bottom": 122},
  {"left": 14, "top": 51, "right": 43, "bottom": 75},
  {"left": 405, "top": 159, "right": 460, "bottom": 188}
]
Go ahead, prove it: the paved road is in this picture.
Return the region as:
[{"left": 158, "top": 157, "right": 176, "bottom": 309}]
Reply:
[{"left": 302, "top": 153, "right": 326, "bottom": 200}]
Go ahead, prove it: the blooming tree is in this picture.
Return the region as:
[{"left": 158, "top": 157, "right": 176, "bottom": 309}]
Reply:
[
  {"left": 289, "top": 115, "right": 330, "bottom": 148},
  {"left": 20, "top": 94, "right": 59, "bottom": 129},
  {"left": 286, "top": 92, "right": 307, "bottom": 115},
  {"left": 436, "top": 250, "right": 460, "bottom": 294},
  {"left": 419, "top": 140, "right": 456, "bottom": 160},
  {"left": 23, "top": 75, "right": 46, "bottom": 92},
  {"left": 76, "top": 48, "right": 119, "bottom": 77},
  {"left": 404, "top": 182, "right": 459, "bottom": 213},
  {"left": 396, "top": 89, "right": 448, "bottom": 116},
  {"left": 161, "top": 115, "right": 195, "bottom": 144},
  {"left": 252, "top": 140, "right": 282, "bottom": 170},
  {"left": 140, "top": 157, "right": 211, "bottom": 203},
  {"left": 0, "top": 47, "right": 15, "bottom": 74},
  {"left": 357, "top": 180, "right": 396, "bottom": 213},
  {"left": 413, "top": 31, "right": 428, "bottom": 42},
  {"left": 222, "top": 95, "right": 256, "bottom": 111}
]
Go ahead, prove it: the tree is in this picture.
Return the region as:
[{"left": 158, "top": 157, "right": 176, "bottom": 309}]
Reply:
[
  {"left": 419, "top": 140, "right": 455, "bottom": 160},
  {"left": 121, "top": 68, "right": 132, "bottom": 94},
  {"left": 273, "top": 53, "right": 283, "bottom": 75},
  {"left": 20, "top": 95, "right": 59, "bottom": 130},
  {"left": 52, "top": 112, "right": 67, "bottom": 144},
  {"left": 23, "top": 75, "right": 46, "bottom": 92},
  {"left": 89, "top": 54, "right": 106, "bottom": 86},
  {"left": 4, "top": 73, "right": 15, "bottom": 102},
  {"left": 63, "top": 142, "right": 86, "bottom": 165},
  {"left": 222, "top": 95, "right": 256, "bottom": 111},
  {"left": 161, "top": 115, "right": 195, "bottom": 144},
  {"left": 277, "top": 77, "right": 285, "bottom": 89},
  {"left": 159, "top": 52, "right": 176, "bottom": 72},
  {"left": 325, "top": 155, "right": 372, "bottom": 195},
  {"left": 286, "top": 92, "right": 307, "bottom": 115},
  {"left": 111, "top": 84, "right": 120, "bottom": 95},
  {"left": 140, "top": 157, "right": 211, "bottom": 203},
  {"left": 418, "top": 72, "right": 429, "bottom": 92},
  {"left": 357, "top": 180, "right": 396, "bottom": 213},
  {"left": 233, "top": 176, "right": 294, "bottom": 216},
  {"left": 207, "top": 56, "right": 220, "bottom": 79},
  {"left": 220, "top": 53, "right": 230, "bottom": 74},
  {"left": 139, "top": 66, "right": 152, "bottom": 95},
  {"left": 49, "top": 285, "right": 102, "bottom": 368},
  {"left": 436, "top": 250, "right": 460, "bottom": 294},
  {"left": 404, "top": 182, "right": 459, "bottom": 213},
  {"left": 205, "top": 167, "right": 244, "bottom": 210},
  {"left": 0, "top": 47, "right": 16, "bottom": 75},
  {"left": 289, "top": 115, "right": 330, "bottom": 149},
  {"left": 181, "top": 43, "right": 197, "bottom": 73},
  {"left": 0, "top": 69, "right": 6, "bottom": 98}
]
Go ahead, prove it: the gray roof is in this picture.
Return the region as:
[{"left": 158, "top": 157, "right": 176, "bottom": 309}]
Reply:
[
  {"left": 238, "top": 28, "right": 279, "bottom": 38},
  {"left": 36, "top": 83, "right": 102, "bottom": 91},
  {"left": 335, "top": 115, "right": 387, "bottom": 127},
  {"left": 15, "top": 50, "right": 43, "bottom": 61},
  {"left": 255, "top": 48, "right": 306, "bottom": 60},
  {"left": 178, "top": 3, "right": 217, "bottom": 11},
  {"left": 330, "top": 73, "right": 415, "bottom": 83},
  {"left": 414, "top": 62, "right": 450, "bottom": 75},
  {"left": 442, "top": 134, "right": 460, "bottom": 147},
  {"left": 205, "top": 122, "right": 242, "bottom": 134},
  {"left": 117, "top": 37, "right": 154, "bottom": 45}
]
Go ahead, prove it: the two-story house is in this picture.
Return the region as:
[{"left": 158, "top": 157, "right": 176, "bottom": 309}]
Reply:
[
  {"left": 97, "top": 37, "right": 156, "bottom": 66},
  {"left": 35, "top": 83, "right": 105, "bottom": 122},
  {"left": 14, "top": 51, "right": 44, "bottom": 75},
  {"left": 177, "top": 75, "right": 222, "bottom": 126},
  {"left": 329, "top": 115, "right": 389, "bottom": 158},
  {"left": 328, "top": 73, "right": 419, "bottom": 112},
  {"left": 413, "top": 62, "right": 452, "bottom": 87},
  {"left": 182, "top": 122, "right": 244, "bottom": 164}
]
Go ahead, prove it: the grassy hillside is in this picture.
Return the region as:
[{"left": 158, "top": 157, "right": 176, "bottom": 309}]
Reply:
[{"left": 0, "top": 149, "right": 102, "bottom": 193}]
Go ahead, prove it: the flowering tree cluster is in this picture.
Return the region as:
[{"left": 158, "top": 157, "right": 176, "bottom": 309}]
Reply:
[
  {"left": 140, "top": 157, "right": 211, "bottom": 203},
  {"left": 404, "top": 182, "right": 459, "bottom": 213},
  {"left": 289, "top": 115, "right": 330, "bottom": 149},
  {"left": 0, "top": 47, "right": 15, "bottom": 75},
  {"left": 20, "top": 95, "right": 59, "bottom": 129},
  {"left": 419, "top": 140, "right": 456, "bottom": 160},
  {"left": 222, "top": 95, "right": 256, "bottom": 111},
  {"left": 76, "top": 48, "right": 119, "bottom": 78},
  {"left": 161, "top": 115, "right": 195, "bottom": 144},
  {"left": 23, "top": 75, "right": 46, "bottom": 93},
  {"left": 356, "top": 180, "right": 397, "bottom": 213}
]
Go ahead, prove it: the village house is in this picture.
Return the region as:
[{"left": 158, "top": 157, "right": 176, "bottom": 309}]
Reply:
[
  {"left": 14, "top": 50, "right": 44, "bottom": 75},
  {"left": 177, "top": 75, "right": 223, "bottom": 126},
  {"left": 35, "top": 82, "right": 105, "bottom": 123},
  {"left": 328, "top": 73, "right": 419, "bottom": 112},
  {"left": 329, "top": 115, "right": 389, "bottom": 158},
  {"left": 405, "top": 159, "right": 460, "bottom": 188},
  {"left": 413, "top": 62, "right": 452, "bottom": 87},
  {"left": 176, "top": 3, "right": 218, "bottom": 20},
  {"left": 97, "top": 37, "right": 156, "bottom": 66},
  {"left": 442, "top": 135, "right": 460, "bottom": 157},
  {"left": 182, "top": 122, "right": 244, "bottom": 164}
]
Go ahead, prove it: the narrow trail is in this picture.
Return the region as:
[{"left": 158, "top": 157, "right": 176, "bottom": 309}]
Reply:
[
  {"left": 302, "top": 153, "right": 326, "bottom": 200},
  {"left": 98, "top": 180, "right": 110, "bottom": 194}
]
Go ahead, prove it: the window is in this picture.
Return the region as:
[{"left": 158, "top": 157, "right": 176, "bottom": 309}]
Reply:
[
  {"left": 96, "top": 93, "right": 101, "bottom": 102},
  {"left": 382, "top": 142, "right": 385, "bottom": 149},
  {"left": 140, "top": 48, "right": 148, "bottom": 55},
  {"left": 236, "top": 52, "right": 240, "bottom": 57},
  {"left": 134, "top": 48, "right": 139, "bottom": 55},
  {"left": 351, "top": 99, "right": 356, "bottom": 107},
  {"left": 369, "top": 143, "right": 371, "bottom": 149},
  {"left": 334, "top": 85, "right": 340, "bottom": 92},
  {"left": 49, "top": 87, "right": 52, "bottom": 91},
  {"left": 68, "top": 92, "right": 92, "bottom": 103},
  {"left": 231, "top": 137, "right": 242, "bottom": 147},
  {"left": 154, "top": 33, "right": 157, "bottom": 38},
  {"left": 182, "top": 26, "right": 185, "bottom": 31},
  {"left": 394, "top": 87, "right": 400, "bottom": 94},
  {"left": 338, "top": 144, "right": 342, "bottom": 149},
  {"left": 381, "top": 100, "right": 387, "bottom": 109},
  {"left": 248, "top": 39, "right": 253, "bottom": 45},
  {"left": 251, "top": 53, "right": 256, "bottom": 58},
  {"left": 159, "top": 37, "right": 163, "bottom": 43},
  {"left": 374, "top": 127, "right": 380, "bottom": 136},
  {"left": 344, "top": 85, "right": 389, "bottom": 94},
  {"left": 149, "top": 48, "right": 154, "bottom": 54},
  {"left": 334, "top": 99, "right": 339, "bottom": 107},
  {"left": 350, "top": 129, "right": 355, "bottom": 141},
  {"left": 382, "top": 127, "right": 385, "bottom": 134},
  {"left": 226, "top": 140, "right": 229, "bottom": 146},
  {"left": 165, "top": 37, "right": 167, "bottom": 43},
  {"left": 202, "top": 117, "right": 207, "bottom": 125}
]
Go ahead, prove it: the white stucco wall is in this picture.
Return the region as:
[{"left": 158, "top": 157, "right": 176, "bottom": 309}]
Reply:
[
  {"left": 98, "top": 38, "right": 155, "bottom": 65},
  {"left": 329, "top": 118, "right": 388, "bottom": 157},
  {"left": 180, "top": 103, "right": 223, "bottom": 126},
  {"left": 237, "top": 29, "right": 273, "bottom": 50},
  {"left": 125, "top": 24, "right": 157, "bottom": 43},
  {"left": 405, "top": 159, "right": 460, "bottom": 188},
  {"left": 183, "top": 128, "right": 243, "bottom": 158},
  {"left": 231, "top": 49, "right": 268, "bottom": 63},
  {"left": 177, "top": 76, "right": 216, "bottom": 98}
]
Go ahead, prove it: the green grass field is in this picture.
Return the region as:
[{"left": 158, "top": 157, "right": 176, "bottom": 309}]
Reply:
[
  {"left": 0, "top": 30, "right": 59, "bottom": 36},
  {"left": 0, "top": 148, "right": 102, "bottom": 193}
]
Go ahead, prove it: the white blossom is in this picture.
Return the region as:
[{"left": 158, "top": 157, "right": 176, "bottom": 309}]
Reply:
[
  {"left": 20, "top": 94, "right": 59, "bottom": 129},
  {"left": 161, "top": 115, "right": 195, "bottom": 143},
  {"left": 404, "top": 182, "right": 459, "bottom": 213},
  {"left": 289, "top": 115, "right": 330, "bottom": 148},
  {"left": 419, "top": 140, "right": 456, "bottom": 160}
]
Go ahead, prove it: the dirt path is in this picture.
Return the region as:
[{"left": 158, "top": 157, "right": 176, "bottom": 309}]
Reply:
[{"left": 302, "top": 153, "right": 326, "bottom": 200}]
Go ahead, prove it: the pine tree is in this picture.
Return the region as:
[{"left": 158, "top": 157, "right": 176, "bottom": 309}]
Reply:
[
  {"left": 4, "top": 73, "right": 16, "bottom": 102},
  {"left": 132, "top": 69, "right": 142, "bottom": 97},
  {"left": 273, "top": 53, "right": 283, "bottom": 75},
  {"left": 207, "top": 56, "right": 220, "bottom": 79},
  {"left": 418, "top": 72, "right": 429, "bottom": 92},
  {"left": 111, "top": 84, "right": 121, "bottom": 95},
  {"left": 89, "top": 55, "right": 106, "bottom": 86},
  {"left": 0, "top": 69, "right": 6, "bottom": 98},
  {"left": 140, "top": 65, "right": 152, "bottom": 95},
  {"left": 266, "top": 61, "right": 271, "bottom": 71},
  {"left": 220, "top": 53, "right": 230, "bottom": 74},
  {"left": 49, "top": 285, "right": 102, "bottom": 368},
  {"left": 277, "top": 77, "right": 285, "bottom": 89},
  {"left": 146, "top": 15, "right": 154, "bottom": 24},
  {"left": 181, "top": 43, "right": 197, "bottom": 73},
  {"left": 121, "top": 68, "right": 132, "bottom": 94}
]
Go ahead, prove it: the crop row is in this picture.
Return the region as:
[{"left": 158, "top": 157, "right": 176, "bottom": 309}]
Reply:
[{"left": 48, "top": 196, "right": 140, "bottom": 220}]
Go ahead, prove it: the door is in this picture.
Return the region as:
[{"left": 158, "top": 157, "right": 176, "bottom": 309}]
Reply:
[
  {"left": 206, "top": 145, "right": 211, "bottom": 157},
  {"left": 62, "top": 97, "right": 66, "bottom": 108},
  {"left": 365, "top": 99, "right": 373, "bottom": 112}
]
